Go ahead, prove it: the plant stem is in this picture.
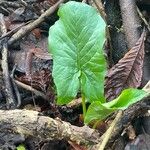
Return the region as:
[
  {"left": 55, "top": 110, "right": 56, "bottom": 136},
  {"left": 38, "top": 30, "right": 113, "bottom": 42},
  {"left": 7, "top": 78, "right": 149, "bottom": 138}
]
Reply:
[
  {"left": 82, "top": 94, "right": 86, "bottom": 118},
  {"left": 93, "top": 120, "right": 100, "bottom": 129}
]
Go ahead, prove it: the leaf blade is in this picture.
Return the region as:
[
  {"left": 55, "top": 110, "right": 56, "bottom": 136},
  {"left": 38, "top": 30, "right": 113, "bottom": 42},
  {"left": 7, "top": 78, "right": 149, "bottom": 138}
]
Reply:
[
  {"left": 48, "top": 1, "right": 106, "bottom": 104},
  {"left": 85, "top": 88, "right": 148, "bottom": 124},
  {"left": 105, "top": 88, "right": 148, "bottom": 109},
  {"left": 84, "top": 101, "right": 116, "bottom": 124}
]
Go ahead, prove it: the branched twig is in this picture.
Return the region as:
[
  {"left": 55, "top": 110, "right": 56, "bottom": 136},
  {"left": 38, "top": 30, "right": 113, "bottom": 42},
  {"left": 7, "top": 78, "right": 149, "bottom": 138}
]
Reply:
[{"left": 8, "top": 0, "right": 65, "bottom": 45}]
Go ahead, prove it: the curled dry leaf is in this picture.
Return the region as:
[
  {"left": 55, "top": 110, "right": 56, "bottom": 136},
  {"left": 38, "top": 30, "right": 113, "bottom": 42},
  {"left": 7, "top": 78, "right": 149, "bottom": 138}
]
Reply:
[{"left": 105, "top": 30, "right": 146, "bottom": 101}]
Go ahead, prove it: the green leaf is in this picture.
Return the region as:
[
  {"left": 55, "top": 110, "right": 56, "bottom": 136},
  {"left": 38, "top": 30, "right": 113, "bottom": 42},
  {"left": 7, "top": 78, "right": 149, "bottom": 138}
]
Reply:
[
  {"left": 48, "top": 1, "right": 106, "bottom": 104},
  {"left": 84, "top": 101, "right": 116, "bottom": 124},
  {"left": 85, "top": 88, "right": 148, "bottom": 124},
  {"left": 105, "top": 88, "right": 148, "bottom": 109},
  {"left": 17, "top": 144, "right": 26, "bottom": 150}
]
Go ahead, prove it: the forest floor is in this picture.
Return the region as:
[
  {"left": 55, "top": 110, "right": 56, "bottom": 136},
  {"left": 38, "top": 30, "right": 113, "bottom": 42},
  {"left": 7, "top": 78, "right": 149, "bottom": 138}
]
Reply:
[{"left": 0, "top": 0, "right": 150, "bottom": 150}]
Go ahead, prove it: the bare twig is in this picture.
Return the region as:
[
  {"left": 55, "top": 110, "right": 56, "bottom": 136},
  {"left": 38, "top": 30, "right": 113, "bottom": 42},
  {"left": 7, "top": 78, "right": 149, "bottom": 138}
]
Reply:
[
  {"left": 0, "top": 1, "right": 21, "bottom": 8},
  {"left": 91, "top": 0, "right": 114, "bottom": 66},
  {"left": 8, "top": 0, "right": 65, "bottom": 45},
  {"left": 0, "top": 109, "right": 100, "bottom": 146},
  {"left": 92, "top": 0, "right": 106, "bottom": 20},
  {"left": 0, "top": 13, "right": 16, "bottom": 108},
  {"left": 97, "top": 111, "right": 123, "bottom": 150},
  {"left": 136, "top": 6, "right": 150, "bottom": 32},
  {"left": 0, "top": 14, "right": 7, "bottom": 34},
  {"left": 67, "top": 98, "right": 82, "bottom": 108},
  {"left": 0, "top": 21, "right": 32, "bottom": 40},
  {"left": 13, "top": 79, "right": 49, "bottom": 101},
  {"left": 10, "top": 65, "right": 22, "bottom": 107},
  {"left": 142, "top": 80, "right": 150, "bottom": 93},
  {"left": 1, "top": 44, "right": 16, "bottom": 108}
]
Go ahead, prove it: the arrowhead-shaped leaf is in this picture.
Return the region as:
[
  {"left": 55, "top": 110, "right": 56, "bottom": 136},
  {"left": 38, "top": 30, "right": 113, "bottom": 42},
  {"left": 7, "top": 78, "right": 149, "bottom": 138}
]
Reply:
[{"left": 48, "top": 1, "right": 106, "bottom": 104}]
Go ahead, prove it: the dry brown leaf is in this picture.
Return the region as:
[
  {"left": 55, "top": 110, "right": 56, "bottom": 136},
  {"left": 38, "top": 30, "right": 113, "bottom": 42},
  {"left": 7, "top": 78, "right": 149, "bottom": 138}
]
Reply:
[
  {"left": 105, "top": 30, "right": 146, "bottom": 101},
  {"left": 16, "top": 69, "right": 51, "bottom": 92}
]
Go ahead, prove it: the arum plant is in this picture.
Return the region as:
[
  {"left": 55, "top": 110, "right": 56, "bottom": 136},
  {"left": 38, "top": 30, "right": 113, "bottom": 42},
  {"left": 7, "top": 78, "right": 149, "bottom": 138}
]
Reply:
[
  {"left": 48, "top": 1, "right": 148, "bottom": 124},
  {"left": 48, "top": 1, "right": 106, "bottom": 117}
]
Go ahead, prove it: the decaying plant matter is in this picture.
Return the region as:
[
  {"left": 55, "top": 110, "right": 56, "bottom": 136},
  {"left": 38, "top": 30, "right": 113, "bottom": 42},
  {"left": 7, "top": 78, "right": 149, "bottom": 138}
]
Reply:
[
  {"left": 105, "top": 30, "right": 146, "bottom": 101},
  {"left": 0, "top": 0, "right": 150, "bottom": 150}
]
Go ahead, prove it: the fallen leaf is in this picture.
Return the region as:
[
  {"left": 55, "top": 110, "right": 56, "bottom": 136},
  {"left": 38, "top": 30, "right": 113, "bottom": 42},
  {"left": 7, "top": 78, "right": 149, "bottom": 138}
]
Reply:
[
  {"left": 25, "top": 48, "right": 52, "bottom": 76},
  {"left": 105, "top": 30, "right": 146, "bottom": 101},
  {"left": 16, "top": 69, "right": 51, "bottom": 92}
]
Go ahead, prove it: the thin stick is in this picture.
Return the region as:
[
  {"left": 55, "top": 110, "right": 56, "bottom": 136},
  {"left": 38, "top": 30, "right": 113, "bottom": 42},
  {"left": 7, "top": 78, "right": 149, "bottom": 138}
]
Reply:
[
  {"left": 98, "top": 110, "right": 123, "bottom": 150},
  {"left": 142, "top": 80, "right": 150, "bottom": 93},
  {"left": 0, "top": 14, "right": 16, "bottom": 108},
  {"left": 0, "top": 21, "right": 32, "bottom": 40},
  {"left": 137, "top": 6, "right": 150, "bottom": 32},
  {"left": 92, "top": 0, "right": 106, "bottom": 21},
  {"left": 92, "top": 0, "right": 114, "bottom": 65},
  {"left": 13, "top": 79, "right": 48, "bottom": 101},
  {"left": 2, "top": 44, "right": 16, "bottom": 108},
  {"left": 10, "top": 65, "right": 22, "bottom": 108}
]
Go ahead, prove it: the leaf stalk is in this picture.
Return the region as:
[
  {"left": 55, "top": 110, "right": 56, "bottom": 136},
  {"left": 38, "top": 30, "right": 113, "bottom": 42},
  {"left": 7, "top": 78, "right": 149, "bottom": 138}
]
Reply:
[{"left": 82, "top": 93, "right": 86, "bottom": 118}]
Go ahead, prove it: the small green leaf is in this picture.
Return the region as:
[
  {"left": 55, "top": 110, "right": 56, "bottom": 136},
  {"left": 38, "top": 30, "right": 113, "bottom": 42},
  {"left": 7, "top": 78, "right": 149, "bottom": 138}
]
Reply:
[
  {"left": 84, "top": 101, "right": 116, "bottom": 124},
  {"left": 48, "top": 1, "right": 106, "bottom": 104},
  {"left": 17, "top": 144, "right": 26, "bottom": 150},
  {"left": 105, "top": 88, "right": 148, "bottom": 109},
  {"left": 85, "top": 88, "right": 148, "bottom": 124}
]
